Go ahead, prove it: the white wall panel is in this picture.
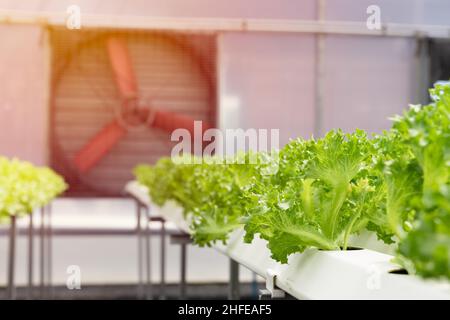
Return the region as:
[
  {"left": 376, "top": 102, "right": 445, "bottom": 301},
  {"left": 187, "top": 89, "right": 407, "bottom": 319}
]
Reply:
[
  {"left": 325, "top": 0, "right": 450, "bottom": 26},
  {"left": 321, "top": 35, "right": 416, "bottom": 134},
  {"left": 218, "top": 33, "right": 316, "bottom": 146}
]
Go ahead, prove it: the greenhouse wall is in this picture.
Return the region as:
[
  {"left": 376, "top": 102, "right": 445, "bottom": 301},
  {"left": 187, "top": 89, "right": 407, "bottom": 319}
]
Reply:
[
  {"left": 0, "top": 0, "right": 316, "bottom": 20},
  {"left": 217, "top": 33, "right": 316, "bottom": 144},
  {"left": 1, "top": 0, "right": 450, "bottom": 159},
  {"left": 321, "top": 36, "right": 417, "bottom": 135},
  {"left": 0, "top": 24, "right": 48, "bottom": 165},
  {"left": 218, "top": 33, "right": 418, "bottom": 144},
  {"left": 1, "top": 0, "right": 450, "bottom": 24},
  {"left": 0, "top": 0, "right": 449, "bottom": 288}
]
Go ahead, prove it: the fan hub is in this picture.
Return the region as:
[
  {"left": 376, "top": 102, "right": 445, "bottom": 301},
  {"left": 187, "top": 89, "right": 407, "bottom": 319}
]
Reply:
[{"left": 113, "top": 98, "right": 152, "bottom": 130}]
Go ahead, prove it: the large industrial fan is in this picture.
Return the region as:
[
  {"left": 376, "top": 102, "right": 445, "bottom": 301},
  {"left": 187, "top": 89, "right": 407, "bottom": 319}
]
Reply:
[{"left": 50, "top": 30, "right": 215, "bottom": 195}]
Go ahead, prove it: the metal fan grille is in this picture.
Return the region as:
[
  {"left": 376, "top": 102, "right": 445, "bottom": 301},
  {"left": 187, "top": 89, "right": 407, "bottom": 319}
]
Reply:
[{"left": 50, "top": 29, "right": 216, "bottom": 196}]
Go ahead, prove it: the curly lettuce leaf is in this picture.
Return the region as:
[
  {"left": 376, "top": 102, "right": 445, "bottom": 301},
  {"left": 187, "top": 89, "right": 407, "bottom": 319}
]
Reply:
[
  {"left": 135, "top": 152, "right": 274, "bottom": 246},
  {"left": 365, "top": 133, "right": 422, "bottom": 243},
  {"left": 391, "top": 83, "right": 450, "bottom": 279},
  {"left": 244, "top": 130, "right": 377, "bottom": 263}
]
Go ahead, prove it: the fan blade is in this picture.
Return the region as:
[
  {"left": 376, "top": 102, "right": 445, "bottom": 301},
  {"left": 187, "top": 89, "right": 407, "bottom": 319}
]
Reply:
[
  {"left": 107, "top": 37, "right": 138, "bottom": 101},
  {"left": 73, "top": 120, "right": 126, "bottom": 173},
  {"left": 151, "top": 109, "right": 212, "bottom": 135}
]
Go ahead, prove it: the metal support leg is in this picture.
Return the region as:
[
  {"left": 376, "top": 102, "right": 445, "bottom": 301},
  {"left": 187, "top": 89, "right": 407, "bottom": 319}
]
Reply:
[
  {"left": 149, "top": 216, "right": 166, "bottom": 300},
  {"left": 170, "top": 233, "right": 191, "bottom": 300},
  {"left": 180, "top": 242, "right": 187, "bottom": 299},
  {"left": 251, "top": 272, "right": 258, "bottom": 299},
  {"left": 160, "top": 219, "right": 166, "bottom": 300},
  {"left": 46, "top": 204, "right": 53, "bottom": 298},
  {"left": 136, "top": 201, "right": 144, "bottom": 299},
  {"left": 28, "top": 211, "right": 34, "bottom": 300},
  {"left": 7, "top": 215, "right": 17, "bottom": 300},
  {"left": 144, "top": 206, "right": 152, "bottom": 300},
  {"left": 40, "top": 206, "right": 45, "bottom": 299},
  {"left": 228, "top": 259, "right": 240, "bottom": 300}
]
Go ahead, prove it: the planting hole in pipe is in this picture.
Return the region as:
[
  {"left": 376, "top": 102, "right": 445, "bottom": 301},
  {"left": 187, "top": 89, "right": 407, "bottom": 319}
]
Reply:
[
  {"left": 319, "top": 246, "right": 364, "bottom": 251},
  {"left": 389, "top": 269, "right": 409, "bottom": 275}
]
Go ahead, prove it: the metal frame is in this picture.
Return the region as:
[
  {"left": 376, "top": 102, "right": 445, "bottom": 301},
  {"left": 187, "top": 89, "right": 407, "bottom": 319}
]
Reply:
[
  {"left": 314, "top": 0, "right": 326, "bottom": 137},
  {"left": 149, "top": 216, "right": 167, "bottom": 300},
  {"left": 39, "top": 206, "right": 45, "bottom": 298},
  {"left": 2, "top": 197, "right": 188, "bottom": 300},
  {"left": 39, "top": 205, "right": 51, "bottom": 299},
  {"left": 136, "top": 201, "right": 144, "bottom": 298},
  {"left": 144, "top": 206, "right": 152, "bottom": 300},
  {"left": 136, "top": 201, "right": 167, "bottom": 300},
  {"left": 47, "top": 204, "right": 53, "bottom": 298},
  {"left": 170, "top": 233, "right": 192, "bottom": 299},
  {"left": 27, "top": 211, "right": 34, "bottom": 299},
  {"left": 127, "top": 186, "right": 193, "bottom": 300},
  {"left": 1, "top": 9, "right": 450, "bottom": 39},
  {"left": 228, "top": 259, "right": 240, "bottom": 300},
  {"left": 4, "top": 206, "right": 50, "bottom": 300},
  {"left": 132, "top": 196, "right": 168, "bottom": 300},
  {"left": 6, "top": 215, "right": 17, "bottom": 300}
]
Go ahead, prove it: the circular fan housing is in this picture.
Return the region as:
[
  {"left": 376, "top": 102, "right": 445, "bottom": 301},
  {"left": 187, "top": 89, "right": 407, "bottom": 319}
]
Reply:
[{"left": 51, "top": 30, "right": 216, "bottom": 195}]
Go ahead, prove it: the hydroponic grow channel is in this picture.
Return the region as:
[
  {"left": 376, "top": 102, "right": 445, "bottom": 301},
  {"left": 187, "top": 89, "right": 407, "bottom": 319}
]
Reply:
[{"left": 125, "top": 181, "right": 450, "bottom": 300}]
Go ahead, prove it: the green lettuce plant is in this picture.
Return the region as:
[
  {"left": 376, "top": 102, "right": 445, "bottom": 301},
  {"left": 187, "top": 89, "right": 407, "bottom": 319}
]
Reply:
[
  {"left": 243, "top": 130, "right": 379, "bottom": 262},
  {"left": 0, "top": 157, "right": 67, "bottom": 219},
  {"left": 134, "top": 83, "right": 450, "bottom": 279},
  {"left": 392, "top": 84, "right": 450, "bottom": 279},
  {"left": 135, "top": 153, "right": 272, "bottom": 246}
]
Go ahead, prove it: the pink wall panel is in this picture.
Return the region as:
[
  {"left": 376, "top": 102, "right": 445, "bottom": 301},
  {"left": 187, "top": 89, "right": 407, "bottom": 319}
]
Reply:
[
  {"left": 0, "top": 25, "right": 48, "bottom": 165},
  {"left": 0, "top": 0, "right": 441, "bottom": 163},
  {"left": 0, "top": 0, "right": 317, "bottom": 20},
  {"left": 2, "top": 0, "right": 450, "bottom": 25}
]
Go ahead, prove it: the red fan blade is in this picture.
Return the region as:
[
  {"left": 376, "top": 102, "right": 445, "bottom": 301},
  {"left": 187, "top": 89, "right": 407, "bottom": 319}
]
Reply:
[
  {"left": 151, "top": 109, "right": 212, "bottom": 134},
  {"left": 107, "top": 37, "right": 138, "bottom": 101},
  {"left": 73, "top": 120, "right": 126, "bottom": 173}
]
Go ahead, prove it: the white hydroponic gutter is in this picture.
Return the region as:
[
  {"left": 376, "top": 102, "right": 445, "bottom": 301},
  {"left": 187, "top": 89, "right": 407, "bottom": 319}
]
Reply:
[{"left": 125, "top": 181, "right": 450, "bottom": 300}]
